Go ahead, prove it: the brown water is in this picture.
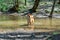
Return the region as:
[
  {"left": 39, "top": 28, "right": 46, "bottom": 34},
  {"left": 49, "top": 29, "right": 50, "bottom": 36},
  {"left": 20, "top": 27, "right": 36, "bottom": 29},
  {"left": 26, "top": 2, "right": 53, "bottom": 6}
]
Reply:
[
  {"left": 0, "top": 16, "right": 60, "bottom": 40},
  {"left": 0, "top": 15, "right": 60, "bottom": 32}
]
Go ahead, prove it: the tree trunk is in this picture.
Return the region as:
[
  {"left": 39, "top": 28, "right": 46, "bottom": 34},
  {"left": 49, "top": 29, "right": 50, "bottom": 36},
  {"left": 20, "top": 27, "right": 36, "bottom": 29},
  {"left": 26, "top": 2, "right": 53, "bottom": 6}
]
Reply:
[
  {"left": 25, "top": 0, "right": 27, "bottom": 5},
  {"left": 31, "top": 0, "right": 40, "bottom": 12},
  {"left": 49, "top": 0, "right": 56, "bottom": 18},
  {"left": 59, "top": 0, "right": 60, "bottom": 3},
  {"left": 15, "top": 0, "right": 19, "bottom": 11},
  {"left": 58, "top": 0, "right": 60, "bottom": 4}
]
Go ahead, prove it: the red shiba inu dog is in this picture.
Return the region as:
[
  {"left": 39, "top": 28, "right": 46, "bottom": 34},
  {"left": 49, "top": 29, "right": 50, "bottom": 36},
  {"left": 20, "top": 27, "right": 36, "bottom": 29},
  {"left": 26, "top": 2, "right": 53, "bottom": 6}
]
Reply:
[{"left": 27, "top": 13, "right": 34, "bottom": 25}]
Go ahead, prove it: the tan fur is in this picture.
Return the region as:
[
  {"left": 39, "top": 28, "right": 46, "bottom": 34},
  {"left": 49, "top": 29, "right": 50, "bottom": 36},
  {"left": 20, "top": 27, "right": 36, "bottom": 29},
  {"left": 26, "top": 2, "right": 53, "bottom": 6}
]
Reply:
[{"left": 27, "top": 13, "right": 34, "bottom": 25}]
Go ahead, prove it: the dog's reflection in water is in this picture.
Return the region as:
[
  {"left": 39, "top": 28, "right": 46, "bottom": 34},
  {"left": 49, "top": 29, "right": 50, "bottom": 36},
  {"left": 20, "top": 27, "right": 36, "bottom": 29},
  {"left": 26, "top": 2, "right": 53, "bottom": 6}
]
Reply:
[{"left": 27, "top": 13, "right": 34, "bottom": 30}]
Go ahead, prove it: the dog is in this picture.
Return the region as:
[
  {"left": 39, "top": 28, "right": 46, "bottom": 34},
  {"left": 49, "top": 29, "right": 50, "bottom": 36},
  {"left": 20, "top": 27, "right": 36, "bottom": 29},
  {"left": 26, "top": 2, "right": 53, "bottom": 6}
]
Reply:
[{"left": 27, "top": 13, "right": 34, "bottom": 25}]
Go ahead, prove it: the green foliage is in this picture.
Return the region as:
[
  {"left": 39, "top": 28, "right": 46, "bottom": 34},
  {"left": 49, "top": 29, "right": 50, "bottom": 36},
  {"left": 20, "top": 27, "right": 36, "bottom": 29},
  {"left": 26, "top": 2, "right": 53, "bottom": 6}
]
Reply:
[
  {"left": 0, "top": 0, "right": 60, "bottom": 14},
  {"left": 53, "top": 32, "right": 60, "bottom": 35},
  {"left": 18, "top": 4, "right": 27, "bottom": 12},
  {"left": 45, "top": 10, "right": 50, "bottom": 13},
  {"left": 54, "top": 11, "right": 58, "bottom": 13},
  {"left": 0, "top": 0, "right": 29, "bottom": 12},
  {"left": 0, "top": 0, "right": 14, "bottom": 12}
]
